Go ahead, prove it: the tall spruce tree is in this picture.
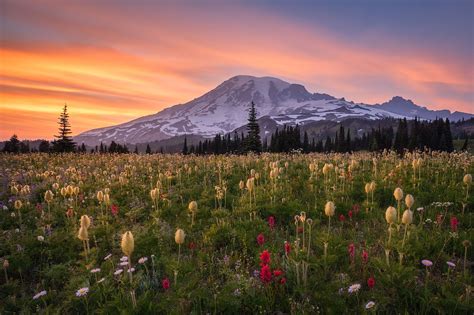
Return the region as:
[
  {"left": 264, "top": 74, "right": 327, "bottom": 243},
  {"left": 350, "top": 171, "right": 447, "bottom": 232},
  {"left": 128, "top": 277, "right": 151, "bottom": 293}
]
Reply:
[
  {"left": 244, "top": 101, "right": 262, "bottom": 153},
  {"left": 3, "top": 134, "right": 20, "bottom": 153},
  {"left": 52, "top": 104, "right": 75, "bottom": 152},
  {"left": 182, "top": 136, "right": 188, "bottom": 155}
]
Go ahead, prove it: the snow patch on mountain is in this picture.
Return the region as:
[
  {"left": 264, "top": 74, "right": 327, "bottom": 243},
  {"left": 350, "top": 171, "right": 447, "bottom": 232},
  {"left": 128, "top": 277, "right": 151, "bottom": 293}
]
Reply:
[{"left": 74, "top": 75, "right": 472, "bottom": 146}]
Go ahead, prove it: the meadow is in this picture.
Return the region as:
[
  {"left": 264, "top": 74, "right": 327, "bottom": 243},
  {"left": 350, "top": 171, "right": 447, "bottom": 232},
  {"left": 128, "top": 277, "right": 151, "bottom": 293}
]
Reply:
[{"left": 0, "top": 151, "right": 473, "bottom": 314}]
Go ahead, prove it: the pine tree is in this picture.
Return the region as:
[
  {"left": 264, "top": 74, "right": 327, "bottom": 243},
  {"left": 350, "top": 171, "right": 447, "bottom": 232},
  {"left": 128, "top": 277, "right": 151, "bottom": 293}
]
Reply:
[
  {"left": 52, "top": 104, "right": 75, "bottom": 152},
  {"left": 3, "top": 134, "right": 20, "bottom": 153},
  {"left": 303, "top": 131, "right": 309, "bottom": 153},
  {"left": 38, "top": 140, "right": 50, "bottom": 153},
  {"left": 146, "top": 144, "right": 151, "bottom": 154},
  {"left": 444, "top": 119, "right": 454, "bottom": 152},
  {"left": 182, "top": 136, "right": 188, "bottom": 155},
  {"left": 244, "top": 101, "right": 262, "bottom": 153},
  {"left": 461, "top": 138, "right": 468, "bottom": 151}
]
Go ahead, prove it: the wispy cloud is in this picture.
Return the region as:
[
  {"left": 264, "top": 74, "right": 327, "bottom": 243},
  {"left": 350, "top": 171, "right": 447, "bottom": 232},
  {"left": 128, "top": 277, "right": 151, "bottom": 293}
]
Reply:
[{"left": 1, "top": 0, "right": 472, "bottom": 139}]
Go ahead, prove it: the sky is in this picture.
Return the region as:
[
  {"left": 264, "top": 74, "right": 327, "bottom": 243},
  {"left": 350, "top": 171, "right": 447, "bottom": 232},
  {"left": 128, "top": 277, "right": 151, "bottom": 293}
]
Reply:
[{"left": 1, "top": 0, "right": 473, "bottom": 140}]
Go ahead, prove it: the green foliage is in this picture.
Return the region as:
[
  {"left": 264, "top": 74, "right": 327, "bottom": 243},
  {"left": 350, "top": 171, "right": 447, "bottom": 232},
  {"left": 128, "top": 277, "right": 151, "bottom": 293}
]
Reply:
[{"left": 0, "top": 151, "right": 472, "bottom": 313}]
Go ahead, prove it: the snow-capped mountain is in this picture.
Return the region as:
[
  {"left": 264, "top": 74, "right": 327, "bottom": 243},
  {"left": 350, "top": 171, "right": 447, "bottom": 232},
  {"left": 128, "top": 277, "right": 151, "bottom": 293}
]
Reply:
[
  {"left": 373, "top": 96, "right": 472, "bottom": 121},
  {"left": 74, "top": 75, "right": 473, "bottom": 145}
]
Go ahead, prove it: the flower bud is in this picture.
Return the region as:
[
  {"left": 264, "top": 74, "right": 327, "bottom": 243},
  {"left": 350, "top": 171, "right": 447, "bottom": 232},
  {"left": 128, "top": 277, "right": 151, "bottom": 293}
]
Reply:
[
  {"left": 121, "top": 231, "right": 134, "bottom": 257},
  {"left": 405, "top": 194, "right": 414, "bottom": 209},
  {"left": 80, "top": 215, "right": 91, "bottom": 229},
  {"left": 175, "top": 228, "right": 185, "bottom": 245},
  {"left": 393, "top": 187, "right": 403, "bottom": 201},
  {"left": 385, "top": 206, "right": 397, "bottom": 224},
  {"left": 464, "top": 174, "right": 472, "bottom": 185},
  {"left": 44, "top": 190, "right": 54, "bottom": 203},
  {"left": 402, "top": 209, "right": 413, "bottom": 225},
  {"left": 188, "top": 201, "right": 197, "bottom": 212},
  {"left": 77, "top": 226, "right": 89, "bottom": 241},
  {"left": 324, "top": 201, "right": 335, "bottom": 217}
]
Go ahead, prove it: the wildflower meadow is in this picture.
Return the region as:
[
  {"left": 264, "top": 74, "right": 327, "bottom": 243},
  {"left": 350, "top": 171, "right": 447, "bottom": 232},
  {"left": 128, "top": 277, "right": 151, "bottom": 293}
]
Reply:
[{"left": 0, "top": 151, "right": 473, "bottom": 313}]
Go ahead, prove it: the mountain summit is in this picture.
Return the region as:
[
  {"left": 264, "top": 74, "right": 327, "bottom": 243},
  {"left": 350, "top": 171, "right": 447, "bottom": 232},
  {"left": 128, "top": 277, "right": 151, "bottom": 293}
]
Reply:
[{"left": 75, "top": 75, "right": 473, "bottom": 145}]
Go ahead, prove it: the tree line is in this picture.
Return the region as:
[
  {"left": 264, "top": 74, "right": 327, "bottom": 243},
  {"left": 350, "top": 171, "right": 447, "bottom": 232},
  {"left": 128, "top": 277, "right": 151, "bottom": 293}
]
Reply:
[
  {"left": 2, "top": 102, "right": 469, "bottom": 154},
  {"left": 185, "top": 116, "right": 460, "bottom": 155}
]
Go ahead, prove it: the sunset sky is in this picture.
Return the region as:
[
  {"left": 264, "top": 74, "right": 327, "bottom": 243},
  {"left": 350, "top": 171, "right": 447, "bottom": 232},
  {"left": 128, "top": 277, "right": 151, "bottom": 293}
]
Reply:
[{"left": 1, "top": 0, "right": 473, "bottom": 140}]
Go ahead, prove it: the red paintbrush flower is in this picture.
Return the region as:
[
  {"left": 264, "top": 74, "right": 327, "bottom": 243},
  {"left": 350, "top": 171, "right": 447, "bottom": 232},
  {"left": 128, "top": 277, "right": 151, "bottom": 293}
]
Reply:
[
  {"left": 348, "top": 243, "right": 355, "bottom": 259},
  {"left": 111, "top": 204, "right": 119, "bottom": 216},
  {"left": 268, "top": 216, "right": 275, "bottom": 230},
  {"left": 284, "top": 241, "right": 291, "bottom": 255},
  {"left": 162, "top": 277, "right": 170, "bottom": 290},
  {"left": 260, "top": 264, "right": 272, "bottom": 283},
  {"left": 362, "top": 249, "right": 369, "bottom": 264},
  {"left": 450, "top": 216, "right": 458, "bottom": 232},
  {"left": 367, "top": 276, "right": 375, "bottom": 289},
  {"left": 339, "top": 214, "right": 345, "bottom": 222},
  {"left": 257, "top": 233, "right": 265, "bottom": 246},
  {"left": 259, "top": 250, "right": 270, "bottom": 266}
]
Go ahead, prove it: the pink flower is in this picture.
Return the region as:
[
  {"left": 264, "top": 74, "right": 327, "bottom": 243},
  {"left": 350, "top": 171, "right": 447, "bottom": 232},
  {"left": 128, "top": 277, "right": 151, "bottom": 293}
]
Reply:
[
  {"left": 268, "top": 216, "right": 275, "bottom": 230},
  {"left": 257, "top": 233, "right": 265, "bottom": 246},
  {"left": 450, "top": 216, "right": 458, "bottom": 232}
]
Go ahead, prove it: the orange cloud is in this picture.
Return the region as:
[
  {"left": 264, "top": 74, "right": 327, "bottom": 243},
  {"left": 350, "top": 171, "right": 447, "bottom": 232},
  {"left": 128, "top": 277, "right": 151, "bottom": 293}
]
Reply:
[{"left": 1, "top": 1, "right": 472, "bottom": 140}]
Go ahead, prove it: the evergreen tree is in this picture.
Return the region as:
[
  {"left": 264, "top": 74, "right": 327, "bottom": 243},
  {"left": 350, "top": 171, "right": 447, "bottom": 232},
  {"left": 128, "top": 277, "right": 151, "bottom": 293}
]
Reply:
[
  {"left": 244, "top": 101, "right": 262, "bottom": 153},
  {"left": 19, "top": 141, "right": 30, "bottom": 153},
  {"left": 303, "top": 131, "right": 309, "bottom": 153},
  {"left": 3, "top": 134, "right": 21, "bottom": 153},
  {"left": 134, "top": 145, "right": 139, "bottom": 154},
  {"left": 461, "top": 138, "right": 468, "bottom": 151},
  {"left": 182, "top": 136, "right": 188, "bottom": 155},
  {"left": 146, "top": 144, "right": 151, "bottom": 154},
  {"left": 38, "top": 140, "right": 51, "bottom": 153},
  {"left": 346, "top": 128, "right": 351, "bottom": 152},
  {"left": 444, "top": 119, "right": 454, "bottom": 152},
  {"left": 52, "top": 104, "right": 75, "bottom": 152}
]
